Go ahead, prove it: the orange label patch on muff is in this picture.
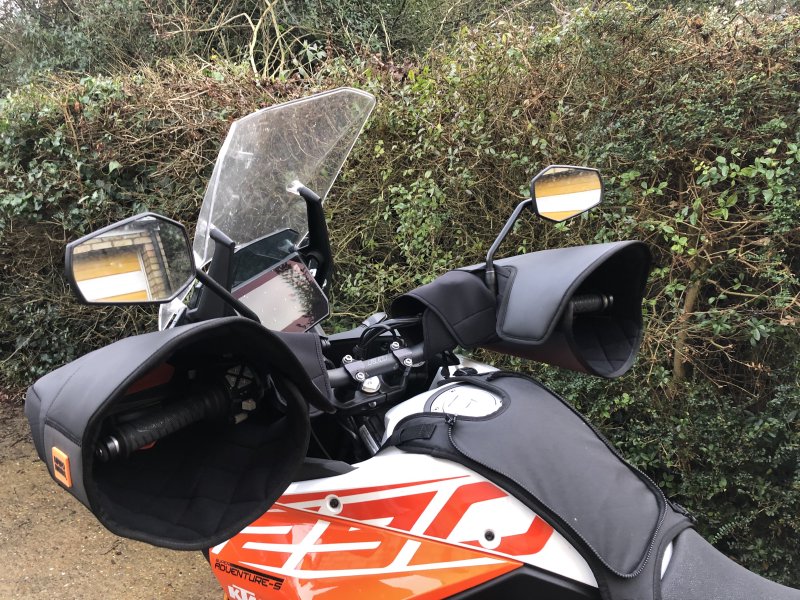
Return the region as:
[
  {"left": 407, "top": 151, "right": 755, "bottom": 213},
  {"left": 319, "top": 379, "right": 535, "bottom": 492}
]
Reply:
[{"left": 51, "top": 447, "right": 72, "bottom": 488}]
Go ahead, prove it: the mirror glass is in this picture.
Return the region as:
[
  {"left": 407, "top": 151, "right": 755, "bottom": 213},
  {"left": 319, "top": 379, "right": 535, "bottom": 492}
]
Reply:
[
  {"left": 68, "top": 215, "right": 195, "bottom": 304},
  {"left": 531, "top": 166, "right": 602, "bottom": 222}
]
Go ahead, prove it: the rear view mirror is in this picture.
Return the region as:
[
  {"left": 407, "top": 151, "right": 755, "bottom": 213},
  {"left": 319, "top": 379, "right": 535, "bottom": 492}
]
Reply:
[
  {"left": 484, "top": 164, "right": 604, "bottom": 293},
  {"left": 531, "top": 166, "right": 602, "bottom": 222},
  {"left": 66, "top": 213, "right": 195, "bottom": 304}
]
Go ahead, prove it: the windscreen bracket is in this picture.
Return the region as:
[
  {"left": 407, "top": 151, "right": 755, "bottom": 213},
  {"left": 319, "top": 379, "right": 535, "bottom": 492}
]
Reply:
[
  {"left": 187, "top": 228, "right": 259, "bottom": 323},
  {"left": 291, "top": 183, "right": 333, "bottom": 292}
]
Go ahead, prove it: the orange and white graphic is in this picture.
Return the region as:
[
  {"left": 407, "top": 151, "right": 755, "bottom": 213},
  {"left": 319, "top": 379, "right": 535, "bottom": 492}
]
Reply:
[
  {"left": 275, "top": 476, "right": 554, "bottom": 557},
  {"left": 210, "top": 466, "right": 594, "bottom": 599},
  {"left": 213, "top": 505, "right": 520, "bottom": 599}
]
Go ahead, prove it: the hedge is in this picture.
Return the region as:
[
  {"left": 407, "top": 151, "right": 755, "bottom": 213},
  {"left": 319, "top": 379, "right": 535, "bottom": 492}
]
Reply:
[{"left": 1, "top": 3, "right": 798, "bottom": 584}]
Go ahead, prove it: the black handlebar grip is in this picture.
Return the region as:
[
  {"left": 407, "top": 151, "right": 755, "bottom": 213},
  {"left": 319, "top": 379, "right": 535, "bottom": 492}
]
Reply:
[
  {"left": 96, "top": 385, "right": 229, "bottom": 462},
  {"left": 570, "top": 293, "right": 614, "bottom": 315}
]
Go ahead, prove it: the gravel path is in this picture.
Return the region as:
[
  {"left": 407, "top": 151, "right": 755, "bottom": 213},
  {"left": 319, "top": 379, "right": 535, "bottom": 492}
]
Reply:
[{"left": 0, "top": 396, "right": 220, "bottom": 599}]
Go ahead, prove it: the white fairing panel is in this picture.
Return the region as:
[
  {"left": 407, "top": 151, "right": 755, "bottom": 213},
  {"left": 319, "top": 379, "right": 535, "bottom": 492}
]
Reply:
[
  {"left": 278, "top": 450, "right": 598, "bottom": 588},
  {"left": 377, "top": 379, "right": 672, "bottom": 585}
]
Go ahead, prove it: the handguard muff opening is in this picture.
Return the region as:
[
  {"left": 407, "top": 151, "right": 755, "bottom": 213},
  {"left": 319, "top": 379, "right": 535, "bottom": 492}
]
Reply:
[
  {"left": 24, "top": 317, "right": 331, "bottom": 550},
  {"left": 392, "top": 241, "right": 651, "bottom": 378}
]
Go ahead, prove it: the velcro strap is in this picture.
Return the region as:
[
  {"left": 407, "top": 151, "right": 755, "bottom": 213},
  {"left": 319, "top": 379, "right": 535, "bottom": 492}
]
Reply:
[{"left": 387, "top": 423, "right": 438, "bottom": 447}]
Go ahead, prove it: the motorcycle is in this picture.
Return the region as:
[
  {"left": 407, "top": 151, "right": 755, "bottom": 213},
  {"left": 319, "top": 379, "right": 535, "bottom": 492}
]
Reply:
[{"left": 25, "top": 88, "right": 799, "bottom": 600}]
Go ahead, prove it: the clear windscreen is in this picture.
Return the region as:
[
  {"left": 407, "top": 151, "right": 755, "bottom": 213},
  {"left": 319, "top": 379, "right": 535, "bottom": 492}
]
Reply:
[
  {"left": 159, "top": 88, "right": 375, "bottom": 329},
  {"left": 193, "top": 88, "right": 376, "bottom": 266}
]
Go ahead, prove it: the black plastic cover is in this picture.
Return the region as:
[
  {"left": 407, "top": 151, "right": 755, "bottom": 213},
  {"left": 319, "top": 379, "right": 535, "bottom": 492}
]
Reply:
[{"left": 25, "top": 317, "right": 331, "bottom": 550}]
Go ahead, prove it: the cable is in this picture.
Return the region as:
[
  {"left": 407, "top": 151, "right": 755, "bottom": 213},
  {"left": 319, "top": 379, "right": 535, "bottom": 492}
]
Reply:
[
  {"left": 354, "top": 315, "right": 422, "bottom": 359},
  {"left": 310, "top": 425, "right": 332, "bottom": 460}
]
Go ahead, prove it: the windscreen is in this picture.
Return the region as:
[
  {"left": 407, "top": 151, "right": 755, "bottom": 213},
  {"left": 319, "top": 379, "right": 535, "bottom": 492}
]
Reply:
[
  {"left": 159, "top": 88, "right": 375, "bottom": 329},
  {"left": 193, "top": 88, "right": 376, "bottom": 266}
]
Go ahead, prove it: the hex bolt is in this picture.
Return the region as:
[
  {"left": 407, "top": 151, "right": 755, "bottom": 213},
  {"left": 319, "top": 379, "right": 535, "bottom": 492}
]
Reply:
[
  {"left": 361, "top": 376, "right": 381, "bottom": 394},
  {"left": 355, "top": 372, "right": 366, "bottom": 382},
  {"left": 403, "top": 357, "right": 413, "bottom": 367},
  {"left": 389, "top": 341, "right": 401, "bottom": 351},
  {"left": 342, "top": 354, "right": 354, "bottom": 364}
]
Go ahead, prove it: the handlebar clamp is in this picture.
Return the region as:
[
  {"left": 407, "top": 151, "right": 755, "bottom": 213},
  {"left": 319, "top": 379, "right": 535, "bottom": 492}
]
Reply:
[
  {"left": 332, "top": 342, "right": 425, "bottom": 388},
  {"left": 391, "top": 345, "right": 414, "bottom": 369}
]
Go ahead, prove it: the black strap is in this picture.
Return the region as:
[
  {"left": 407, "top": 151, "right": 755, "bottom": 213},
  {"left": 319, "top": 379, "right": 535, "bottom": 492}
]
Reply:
[{"left": 396, "top": 423, "right": 437, "bottom": 444}]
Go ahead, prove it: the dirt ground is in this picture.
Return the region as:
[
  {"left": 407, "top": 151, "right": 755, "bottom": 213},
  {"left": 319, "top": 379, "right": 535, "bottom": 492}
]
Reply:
[{"left": 0, "top": 393, "right": 220, "bottom": 599}]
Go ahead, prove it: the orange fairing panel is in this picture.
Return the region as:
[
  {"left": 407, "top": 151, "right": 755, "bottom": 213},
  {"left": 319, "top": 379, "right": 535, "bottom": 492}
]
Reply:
[
  {"left": 212, "top": 506, "right": 522, "bottom": 599},
  {"left": 276, "top": 477, "right": 554, "bottom": 557}
]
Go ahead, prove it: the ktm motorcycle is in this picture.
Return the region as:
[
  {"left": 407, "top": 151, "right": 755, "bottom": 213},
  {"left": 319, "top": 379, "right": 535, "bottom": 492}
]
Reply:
[{"left": 26, "top": 88, "right": 799, "bottom": 600}]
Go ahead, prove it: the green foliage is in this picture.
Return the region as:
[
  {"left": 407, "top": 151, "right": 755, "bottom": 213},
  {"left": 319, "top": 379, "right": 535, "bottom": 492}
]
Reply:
[
  {"left": 0, "top": 0, "right": 160, "bottom": 90},
  {"left": 0, "top": 77, "right": 128, "bottom": 230},
  {"left": 323, "top": 6, "right": 800, "bottom": 581},
  {"left": 329, "top": 5, "right": 800, "bottom": 401},
  {"left": 0, "top": 0, "right": 798, "bottom": 586}
]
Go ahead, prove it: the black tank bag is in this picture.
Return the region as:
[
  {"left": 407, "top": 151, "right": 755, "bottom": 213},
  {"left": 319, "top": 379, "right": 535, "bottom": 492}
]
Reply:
[{"left": 384, "top": 372, "right": 693, "bottom": 600}]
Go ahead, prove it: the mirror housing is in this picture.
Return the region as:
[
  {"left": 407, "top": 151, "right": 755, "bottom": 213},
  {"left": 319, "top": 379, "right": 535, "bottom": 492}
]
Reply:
[
  {"left": 484, "top": 165, "right": 604, "bottom": 292},
  {"left": 65, "top": 213, "right": 195, "bottom": 305},
  {"left": 531, "top": 165, "right": 603, "bottom": 222}
]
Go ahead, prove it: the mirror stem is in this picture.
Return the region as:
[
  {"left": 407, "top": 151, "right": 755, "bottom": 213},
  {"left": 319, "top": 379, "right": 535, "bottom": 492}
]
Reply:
[
  {"left": 484, "top": 198, "right": 533, "bottom": 293},
  {"left": 187, "top": 227, "right": 239, "bottom": 322},
  {"left": 195, "top": 270, "right": 260, "bottom": 323}
]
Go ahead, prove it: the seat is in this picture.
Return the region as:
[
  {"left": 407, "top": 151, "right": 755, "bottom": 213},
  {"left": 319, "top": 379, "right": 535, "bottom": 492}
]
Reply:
[{"left": 661, "top": 529, "right": 800, "bottom": 600}]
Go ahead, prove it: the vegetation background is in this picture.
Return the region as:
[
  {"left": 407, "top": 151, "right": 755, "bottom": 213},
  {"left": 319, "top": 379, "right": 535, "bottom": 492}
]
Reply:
[{"left": 1, "top": 0, "right": 798, "bottom": 586}]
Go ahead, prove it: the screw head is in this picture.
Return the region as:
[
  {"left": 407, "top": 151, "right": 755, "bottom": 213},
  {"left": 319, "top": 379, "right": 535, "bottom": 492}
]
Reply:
[
  {"left": 325, "top": 494, "right": 343, "bottom": 514},
  {"left": 355, "top": 372, "right": 366, "bottom": 382}
]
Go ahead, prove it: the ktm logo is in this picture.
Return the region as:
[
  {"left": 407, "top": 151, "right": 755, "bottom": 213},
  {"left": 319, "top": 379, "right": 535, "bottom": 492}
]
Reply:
[{"left": 227, "top": 584, "right": 256, "bottom": 600}]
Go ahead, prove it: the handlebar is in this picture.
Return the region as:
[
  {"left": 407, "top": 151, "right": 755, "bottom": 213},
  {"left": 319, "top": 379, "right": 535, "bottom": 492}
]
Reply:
[
  {"left": 94, "top": 341, "right": 424, "bottom": 462},
  {"left": 570, "top": 293, "right": 613, "bottom": 315},
  {"left": 95, "top": 385, "right": 229, "bottom": 462},
  {"left": 95, "top": 293, "right": 611, "bottom": 462},
  {"left": 330, "top": 294, "right": 609, "bottom": 387},
  {"left": 328, "top": 293, "right": 608, "bottom": 388},
  {"left": 327, "top": 342, "right": 426, "bottom": 388}
]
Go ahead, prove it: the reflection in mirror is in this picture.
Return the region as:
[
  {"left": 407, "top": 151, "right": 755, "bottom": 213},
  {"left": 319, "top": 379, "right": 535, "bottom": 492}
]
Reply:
[
  {"left": 68, "top": 215, "right": 195, "bottom": 304},
  {"left": 532, "top": 166, "right": 602, "bottom": 222}
]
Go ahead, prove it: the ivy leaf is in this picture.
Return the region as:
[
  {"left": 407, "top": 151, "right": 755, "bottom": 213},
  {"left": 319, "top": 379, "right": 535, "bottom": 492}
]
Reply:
[{"left": 108, "top": 160, "right": 122, "bottom": 174}]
